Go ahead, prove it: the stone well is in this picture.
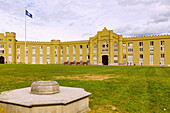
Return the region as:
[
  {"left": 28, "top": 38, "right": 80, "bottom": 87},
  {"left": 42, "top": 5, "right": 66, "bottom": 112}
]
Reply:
[{"left": 0, "top": 81, "right": 91, "bottom": 113}]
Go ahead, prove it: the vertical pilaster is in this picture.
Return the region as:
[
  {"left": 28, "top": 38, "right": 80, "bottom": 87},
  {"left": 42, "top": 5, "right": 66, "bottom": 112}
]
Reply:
[
  {"left": 97, "top": 32, "right": 102, "bottom": 65},
  {"left": 118, "top": 35, "right": 123, "bottom": 65},
  {"left": 50, "top": 40, "right": 55, "bottom": 64},
  {"left": 57, "top": 40, "right": 60, "bottom": 64},
  {"left": 109, "top": 31, "right": 113, "bottom": 65},
  {"left": 89, "top": 38, "right": 93, "bottom": 65}
]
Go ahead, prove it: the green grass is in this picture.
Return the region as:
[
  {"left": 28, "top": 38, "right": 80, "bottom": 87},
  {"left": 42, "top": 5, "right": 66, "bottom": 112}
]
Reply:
[{"left": 0, "top": 64, "right": 169, "bottom": 113}]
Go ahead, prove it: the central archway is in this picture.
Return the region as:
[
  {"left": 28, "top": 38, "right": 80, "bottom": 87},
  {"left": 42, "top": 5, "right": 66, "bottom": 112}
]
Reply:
[
  {"left": 0, "top": 56, "right": 5, "bottom": 64},
  {"left": 102, "top": 55, "right": 108, "bottom": 65}
]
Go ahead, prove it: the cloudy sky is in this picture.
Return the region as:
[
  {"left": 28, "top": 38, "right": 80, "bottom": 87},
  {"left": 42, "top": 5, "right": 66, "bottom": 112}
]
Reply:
[{"left": 0, "top": 0, "right": 170, "bottom": 42}]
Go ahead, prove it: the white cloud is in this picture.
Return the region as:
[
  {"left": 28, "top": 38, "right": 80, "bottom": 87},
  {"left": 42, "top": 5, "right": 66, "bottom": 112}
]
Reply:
[{"left": 0, "top": 0, "right": 170, "bottom": 41}]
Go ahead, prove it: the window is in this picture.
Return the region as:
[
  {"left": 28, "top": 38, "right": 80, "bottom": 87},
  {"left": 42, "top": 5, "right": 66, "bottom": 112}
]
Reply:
[
  {"left": 17, "top": 45, "right": 20, "bottom": 54},
  {"left": 80, "top": 56, "right": 82, "bottom": 63},
  {"left": 150, "top": 41, "right": 154, "bottom": 52},
  {"left": 40, "top": 46, "right": 43, "bottom": 54},
  {"left": 55, "top": 46, "right": 57, "bottom": 55},
  {"left": 102, "top": 41, "right": 108, "bottom": 52},
  {"left": 128, "top": 43, "right": 133, "bottom": 52},
  {"left": 123, "top": 43, "right": 126, "bottom": 53},
  {"left": 32, "top": 46, "right": 35, "bottom": 54},
  {"left": 67, "top": 46, "right": 69, "bottom": 55},
  {"left": 40, "top": 56, "right": 43, "bottom": 64},
  {"left": 114, "top": 55, "right": 118, "bottom": 64},
  {"left": 8, "top": 56, "right": 12, "bottom": 64},
  {"left": 9, "top": 45, "right": 12, "bottom": 54},
  {"left": 67, "top": 56, "right": 69, "bottom": 62},
  {"left": 80, "top": 45, "right": 82, "bottom": 54},
  {"left": 114, "top": 43, "right": 118, "bottom": 52},
  {"left": 150, "top": 54, "right": 154, "bottom": 65},
  {"left": 32, "top": 56, "right": 35, "bottom": 64},
  {"left": 128, "top": 55, "right": 133, "bottom": 65},
  {"left": 0, "top": 39, "right": 3, "bottom": 41},
  {"left": 73, "top": 46, "right": 76, "bottom": 54},
  {"left": 17, "top": 56, "right": 20, "bottom": 64},
  {"left": 25, "top": 56, "right": 28, "bottom": 64},
  {"left": 47, "top": 46, "right": 50, "bottom": 54},
  {"left": 139, "top": 54, "right": 143, "bottom": 65},
  {"left": 8, "top": 39, "right": 12, "bottom": 41},
  {"left": 60, "top": 56, "right": 63, "bottom": 64},
  {"left": 87, "top": 55, "right": 90, "bottom": 63},
  {"left": 61, "top": 46, "right": 63, "bottom": 55},
  {"left": 0, "top": 45, "right": 4, "bottom": 54},
  {"left": 93, "top": 56, "right": 97, "bottom": 64},
  {"left": 55, "top": 56, "right": 57, "bottom": 64},
  {"left": 47, "top": 56, "right": 50, "bottom": 64},
  {"left": 87, "top": 45, "right": 89, "bottom": 54},
  {"left": 73, "top": 56, "right": 76, "bottom": 62},
  {"left": 93, "top": 44, "right": 97, "bottom": 53},
  {"left": 139, "top": 42, "right": 143, "bottom": 52},
  {"left": 26, "top": 45, "right": 28, "bottom": 54},
  {"left": 161, "top": 41, "right": 164, "bottom": 52},
  {"left": 160, "top": 54, "right": 165, "bottom": 65},
  {"left": 123, "top": 55, "right": 126, "bottom": 65}
]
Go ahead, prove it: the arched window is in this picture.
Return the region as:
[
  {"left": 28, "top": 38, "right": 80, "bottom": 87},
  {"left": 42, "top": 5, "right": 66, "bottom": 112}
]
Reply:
[
  {"left": 102, "top": 41, "right": 108, "bottom": 52},
  {"left": 114, "top": 42, "right": 118, "bottom": 52},
  {"left": 93, "top": 44, "right": 97, "bottom": 53}
]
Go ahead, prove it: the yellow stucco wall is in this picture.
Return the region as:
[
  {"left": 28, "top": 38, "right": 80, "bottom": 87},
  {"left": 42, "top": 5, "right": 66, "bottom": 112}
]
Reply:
[{"left": 0, "top": 28, "right": 170, "bottom": 66}]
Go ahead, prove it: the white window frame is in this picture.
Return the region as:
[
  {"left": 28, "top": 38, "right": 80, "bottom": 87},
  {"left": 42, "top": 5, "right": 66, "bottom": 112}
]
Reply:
[
  {"left": 67, "top": 46, "right": 69, "bottom": 55},
  {"left": 47, "top": 56, "right": 50, "bottom": 64},
  {"left": 55, "top": 56, "right": 57, "bottom": 64},
  {"left": 150, "top": 54, "right": 154, "bottom": 65},
  {"left": 114, "top": 43, "right": 118, "bottom": 52},
  {"left": 9, "top": 44, "right": 12, "bottom": 54},
  {"left": 80, "top": 45, "right": 82, "bottom": 54},
  {"left": 128, "top": 55, "right": 133, "bottom": 65},
  {"left": 150, "top": 41, "right": 154, "bottom": 52},
  {"left": 40, "top": 56, "right": 43, "bottom": 64},
  {"left": 93, "top": 56, "right": 97, "bottom": 64},
  {"left": 139, "top": 54, "right": 143, "bottom": 65},
  {"left": 55, "top": 46, "right": 57, "bottom": 55},
  {"left": 8, "top": 56, "right": 12, "bottom": 64},
  {"left": 17, "top": 45, "right": 20, "bottom": 54},
  {"left": 139, "top": 42, "right": 143, "bottom": 52},
  {"left": 32, "top": 46, "right": 35, "bottom": 54},
  {"left": 47, "top": 46, "right": 50, "bottom": 55},
  {"left": 25, "top": 56, "right": 28, "bottom": 64},
  {"left": 114, "top": 55, "right": 118, "bottom": 65},
  {"left": 73, "top": 46, "right": 76, "bottom": 54},
  {"left": 61, "top": 46, "right": 63, "bottom": 55},
  {"left": 161, "top": 41, "right": 164, "bottom": 52},
  {"left": 160, "top": 54, "right": 165, "bottom": 65},
  {"left": 123, "top": 55, "right": 126, "bottom": 65},
  {"left": 128, "top": 43, "right": 133, "bottom": 53},
  {"left": 17, "top": 56, "right": 20, "bottom": 64},
  {"left": 93, "top": 44, "right": 97, "bottom": 53},
  {"left": 32, "top": 56, "right": 35, "bottom": 64},
  {"left": 123, "top": 43, "right": 126, "bottom": 53},
  {"left": 40, "top": 46, "right": 43, "bottom": 54}
]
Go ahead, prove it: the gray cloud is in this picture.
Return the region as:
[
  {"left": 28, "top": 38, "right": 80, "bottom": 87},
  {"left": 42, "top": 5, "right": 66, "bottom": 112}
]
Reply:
[{"left": 0, "top": 0, "right": 169, "bottom": 41}]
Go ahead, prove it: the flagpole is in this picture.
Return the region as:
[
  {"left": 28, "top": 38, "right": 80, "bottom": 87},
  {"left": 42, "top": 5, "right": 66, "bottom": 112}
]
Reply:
[{"left": 25, "top": 6, "right": 27, "bottom": 64}]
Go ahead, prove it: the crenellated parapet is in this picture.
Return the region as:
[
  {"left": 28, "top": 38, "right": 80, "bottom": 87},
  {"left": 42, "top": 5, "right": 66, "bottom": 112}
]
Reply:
[{"left": 123, "top": 34, "right": 170, "bottom": 41}]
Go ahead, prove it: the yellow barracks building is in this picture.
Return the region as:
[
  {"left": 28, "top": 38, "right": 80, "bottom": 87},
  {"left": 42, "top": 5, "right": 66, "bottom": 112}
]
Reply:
[{"left": 0, "top": 27, "right": 170, "bottom": 66}]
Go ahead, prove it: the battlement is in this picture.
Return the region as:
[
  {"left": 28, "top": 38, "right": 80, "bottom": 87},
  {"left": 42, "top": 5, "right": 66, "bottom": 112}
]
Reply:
[
  {"left": 5, "top": 32, "right": 16, "bottom": 37},
  {"left": 123, "top": 34, "right": 170, "bottom": 41}
]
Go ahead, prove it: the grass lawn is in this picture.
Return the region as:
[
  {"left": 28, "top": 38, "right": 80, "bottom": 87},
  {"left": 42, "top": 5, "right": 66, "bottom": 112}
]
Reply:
[{"left": 0, "top": 64, "right": 169, "bottom": 113}]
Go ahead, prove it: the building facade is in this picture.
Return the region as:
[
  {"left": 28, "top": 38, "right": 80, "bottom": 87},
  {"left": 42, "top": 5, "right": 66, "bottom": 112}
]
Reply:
[{"left": 0, "top": 27, "right": 170, "bottom": 66}]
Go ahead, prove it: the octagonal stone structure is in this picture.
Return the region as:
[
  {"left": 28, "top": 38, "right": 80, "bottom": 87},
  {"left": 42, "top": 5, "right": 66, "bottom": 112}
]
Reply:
[
  {"left": 31, "top": 81, "right": 60, "bottom": 95},
  {"left": 0, "top": 81, "right": 91, "bottom": 113}
]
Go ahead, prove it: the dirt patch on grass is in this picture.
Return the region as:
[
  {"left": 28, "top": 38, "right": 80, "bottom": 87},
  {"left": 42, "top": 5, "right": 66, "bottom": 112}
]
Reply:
[{"left": 54, "top": 74, "right": 119, "bottom": 81}]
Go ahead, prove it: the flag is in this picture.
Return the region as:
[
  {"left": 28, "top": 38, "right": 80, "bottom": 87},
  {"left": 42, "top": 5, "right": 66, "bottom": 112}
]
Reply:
[{"left": 26, "top": 10, "right": 33, "bottom": 18}]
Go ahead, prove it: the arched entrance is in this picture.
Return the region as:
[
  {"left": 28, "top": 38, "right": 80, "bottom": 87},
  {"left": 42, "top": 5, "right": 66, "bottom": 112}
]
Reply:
[
  {"left": 102, "top": 55, "right": 108, "bottom": 65},
  {"left": 0, "top": 56, "right": 5, "bottom": 64}
]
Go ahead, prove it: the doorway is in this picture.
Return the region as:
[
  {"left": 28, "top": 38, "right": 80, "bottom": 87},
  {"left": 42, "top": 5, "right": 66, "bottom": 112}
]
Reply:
[
  {"left": 0, "top": 56, "right": 5, "bottom": 64},
  {"left": 102, "top": 55, "right": 108, "bottom": 65}
]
